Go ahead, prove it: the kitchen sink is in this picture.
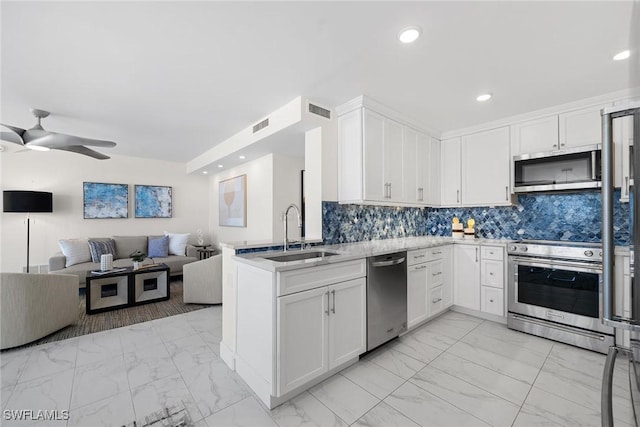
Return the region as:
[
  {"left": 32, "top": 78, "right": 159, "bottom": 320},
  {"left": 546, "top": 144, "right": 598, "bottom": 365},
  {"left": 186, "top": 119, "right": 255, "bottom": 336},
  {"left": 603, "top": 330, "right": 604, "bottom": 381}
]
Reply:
[{"left": 263, "top": 250, "right": 340, "bottom": 262}]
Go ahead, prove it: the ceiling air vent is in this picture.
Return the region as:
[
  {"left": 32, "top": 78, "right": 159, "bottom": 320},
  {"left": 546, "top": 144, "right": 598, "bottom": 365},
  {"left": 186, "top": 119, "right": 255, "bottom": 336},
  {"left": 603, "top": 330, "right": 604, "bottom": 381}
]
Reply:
[
  {"left": 308, "top": 103, "right": 331, "bottom": 119},
  {"left": 253, "top": 118, "right": 269, "bottom": 133}
]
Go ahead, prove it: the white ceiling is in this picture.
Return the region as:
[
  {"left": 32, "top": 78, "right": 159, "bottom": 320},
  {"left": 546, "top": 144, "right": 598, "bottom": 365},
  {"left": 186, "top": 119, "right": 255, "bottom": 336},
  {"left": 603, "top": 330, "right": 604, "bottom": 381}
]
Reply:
[{"left": 1, "top": 1, "right": 638, "bottom": 163}]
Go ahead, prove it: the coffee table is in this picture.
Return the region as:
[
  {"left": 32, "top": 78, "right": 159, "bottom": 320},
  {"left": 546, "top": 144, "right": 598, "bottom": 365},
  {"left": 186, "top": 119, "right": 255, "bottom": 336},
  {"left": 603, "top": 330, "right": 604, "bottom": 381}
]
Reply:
[{"left": 86, "top": 263, "right": 170, "bottom": 314}]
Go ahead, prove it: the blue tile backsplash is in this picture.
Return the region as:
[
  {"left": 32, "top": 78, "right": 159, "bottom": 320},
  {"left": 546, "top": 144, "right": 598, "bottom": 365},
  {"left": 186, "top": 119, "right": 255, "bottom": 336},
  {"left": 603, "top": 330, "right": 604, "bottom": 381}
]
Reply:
[{"left": 322, "top": 190, "right": 630, "bottom": 246}]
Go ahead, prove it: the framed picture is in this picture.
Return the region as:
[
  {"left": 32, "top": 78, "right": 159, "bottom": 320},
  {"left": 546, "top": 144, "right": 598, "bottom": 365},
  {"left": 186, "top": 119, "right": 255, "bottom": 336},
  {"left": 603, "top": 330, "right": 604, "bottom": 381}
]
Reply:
[
  {"left": 219, "top": 175, "right": 246, "bottom": 227},
  {"left": 83, "top": 182, "right": 129, "bottom": 219},
  {"left": 135, "top": 185, "right": 172, "bottom": 218}
]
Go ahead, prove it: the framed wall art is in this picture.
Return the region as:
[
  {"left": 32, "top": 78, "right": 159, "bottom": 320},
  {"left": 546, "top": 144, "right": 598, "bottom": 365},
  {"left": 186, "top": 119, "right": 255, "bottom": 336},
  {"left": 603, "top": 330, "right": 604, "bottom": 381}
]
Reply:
[
  {"left": 135, "top": 185, "right": 172, "bottom": 218},
  {"left": 83, "top": 182, "right": 129, "bottom": 219},
  {"left": 219, "top": 175, "right": 246, "bottom": 227}
]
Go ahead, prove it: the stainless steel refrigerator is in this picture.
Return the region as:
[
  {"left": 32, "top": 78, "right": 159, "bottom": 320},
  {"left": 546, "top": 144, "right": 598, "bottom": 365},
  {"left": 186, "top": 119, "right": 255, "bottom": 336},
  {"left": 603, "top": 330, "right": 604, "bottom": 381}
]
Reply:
[{"left": 602, "top": 101, "right": 640, "bottom": 426}]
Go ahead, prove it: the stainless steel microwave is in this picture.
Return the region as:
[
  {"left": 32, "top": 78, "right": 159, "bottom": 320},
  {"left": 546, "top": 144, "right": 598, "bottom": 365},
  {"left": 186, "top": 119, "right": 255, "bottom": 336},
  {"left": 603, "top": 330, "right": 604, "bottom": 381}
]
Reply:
[{"left": 513, "top": 144, "right": 601, "bottom": 193}]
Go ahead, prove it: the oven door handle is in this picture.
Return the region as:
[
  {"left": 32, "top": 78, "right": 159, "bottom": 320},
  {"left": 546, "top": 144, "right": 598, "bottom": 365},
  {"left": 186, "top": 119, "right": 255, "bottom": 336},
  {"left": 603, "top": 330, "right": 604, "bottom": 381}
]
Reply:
[
  {"left": 546, "top": 273, "right": 577, "bottom": 282},
  {"left": 508, "top": 256, "right": 602, "bottom": 274}
]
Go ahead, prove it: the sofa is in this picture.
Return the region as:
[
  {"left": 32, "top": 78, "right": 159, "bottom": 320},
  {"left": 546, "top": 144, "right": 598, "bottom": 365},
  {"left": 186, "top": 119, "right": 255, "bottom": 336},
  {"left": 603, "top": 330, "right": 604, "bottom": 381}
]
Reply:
[
  {"left": 1, "top": 272, "right": 79, "bottom": 349},
  {"left": 49, "top": 235, "right": 199, "bottom": 288}
]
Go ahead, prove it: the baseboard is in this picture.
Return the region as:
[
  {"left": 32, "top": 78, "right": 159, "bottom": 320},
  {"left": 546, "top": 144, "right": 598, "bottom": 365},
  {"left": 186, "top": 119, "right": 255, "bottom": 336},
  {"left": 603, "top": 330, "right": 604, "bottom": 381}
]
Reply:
[{"left": 451, "top": 305, "right": 507, "bottom": 324}]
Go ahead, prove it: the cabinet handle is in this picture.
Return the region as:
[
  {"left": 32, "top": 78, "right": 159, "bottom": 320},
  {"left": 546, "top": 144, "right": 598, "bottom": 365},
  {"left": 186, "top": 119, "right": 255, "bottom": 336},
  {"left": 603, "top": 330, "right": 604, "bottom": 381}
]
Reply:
[
  {"left": 475, "top": 248, "right": 478, "bottom": 262},
  {"left": 414, "top": 254, "right": 426, "bottom": 259},
  {"left": 457, "top": 190, "right": 460, "bottom": 203},
  {"left": 489, "top": 299, "right": 494, "bottom": 303},
  {"left": 432, "top": 298, "right": 443, "bottom": 303},
  {"left": 431, "top": 251, "right": 442, "bottom": 255},
  {"left": 626, "top": 176, "right": 629, "bottom": 196},
  {"left": 505, "top": 186, "right": 509, "bottom": 201},
  {"left": 325, "top": 291, "right": 330, "bottom": 315},
  {"left": 553, "top": 144, "right": 557, "bottom": 148},
  {"left": 432, "top": 271, "right": 442, "bottom": 276},
  {"left": 591, "top": 150, "right": 597, "bottom": 180},
  {"left": 389, "top": 183, "right": 392, "bottom": 199},
  {"left": 489, "top": 272, "right": 494, "bottom": 276},
  {"left": 331, "top": 290, "right": 336, "bottom": 314},
  {"left": 416, "top": 265, "right": 427, "bottom": 270}
]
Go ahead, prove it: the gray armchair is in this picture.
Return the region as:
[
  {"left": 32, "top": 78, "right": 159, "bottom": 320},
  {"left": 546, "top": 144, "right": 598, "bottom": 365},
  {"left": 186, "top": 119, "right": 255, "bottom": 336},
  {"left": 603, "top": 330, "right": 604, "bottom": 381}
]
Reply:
[
  {"left": 182, "top": 254, "right": 222, "bottom": 304},
  {"left": 1, "top": 273, "right": 79, "bottom": 349}
]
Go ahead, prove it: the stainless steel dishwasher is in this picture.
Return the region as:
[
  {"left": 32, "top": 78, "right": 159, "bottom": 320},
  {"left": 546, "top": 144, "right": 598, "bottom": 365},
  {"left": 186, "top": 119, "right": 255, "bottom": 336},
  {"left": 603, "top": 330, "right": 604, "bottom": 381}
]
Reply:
[{"left": 367, "top": 251, "right": 407, "bottom": 351}]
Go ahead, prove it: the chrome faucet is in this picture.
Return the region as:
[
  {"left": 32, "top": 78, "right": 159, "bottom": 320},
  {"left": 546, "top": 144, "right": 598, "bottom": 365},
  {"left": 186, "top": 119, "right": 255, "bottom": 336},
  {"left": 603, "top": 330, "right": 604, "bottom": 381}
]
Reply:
[{"left": 283, "top": 203, "right": 302, "bottom": 252}]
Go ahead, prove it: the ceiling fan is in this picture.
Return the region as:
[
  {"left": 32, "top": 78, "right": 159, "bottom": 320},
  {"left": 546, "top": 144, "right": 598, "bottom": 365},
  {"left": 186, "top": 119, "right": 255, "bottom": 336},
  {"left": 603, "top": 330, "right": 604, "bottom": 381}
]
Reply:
[{"left": 0, "top": 108, "right": 116, "bottom": 160}]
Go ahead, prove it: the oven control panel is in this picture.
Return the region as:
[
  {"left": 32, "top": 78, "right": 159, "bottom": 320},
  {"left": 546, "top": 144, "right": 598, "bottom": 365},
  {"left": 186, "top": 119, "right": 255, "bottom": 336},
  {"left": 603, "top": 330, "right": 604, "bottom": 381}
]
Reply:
[{"left": 508, "top": 240, "right": 602, "bottom": 262}]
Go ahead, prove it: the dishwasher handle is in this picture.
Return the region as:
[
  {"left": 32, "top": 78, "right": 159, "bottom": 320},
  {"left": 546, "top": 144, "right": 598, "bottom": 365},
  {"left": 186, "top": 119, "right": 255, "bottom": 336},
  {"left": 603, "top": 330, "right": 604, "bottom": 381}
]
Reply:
[{"left": 370, "top": 257, "right": 406, "bottom": 268}]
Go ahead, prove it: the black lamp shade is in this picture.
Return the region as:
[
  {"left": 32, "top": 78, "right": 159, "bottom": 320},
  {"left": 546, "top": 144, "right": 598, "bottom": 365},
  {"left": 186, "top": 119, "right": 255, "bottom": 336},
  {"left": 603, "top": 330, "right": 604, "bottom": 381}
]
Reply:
[{"left": 3, "top": 191, "right": 53, "bottom": 213}]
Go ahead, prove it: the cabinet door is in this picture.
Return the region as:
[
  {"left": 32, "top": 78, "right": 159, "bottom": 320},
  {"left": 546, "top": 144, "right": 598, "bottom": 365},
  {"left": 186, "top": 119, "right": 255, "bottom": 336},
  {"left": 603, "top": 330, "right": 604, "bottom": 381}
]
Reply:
[
  {"left": 277, "top": 286, "right": 329, "bottom": 395},
  {"left": 403, "top": 127, "right": 418, "bottom": 203},
  {"left": 338, "top": 108, "right": 364, "bottom": 203},
  {"left": 453, "top": 245, "right": 480, "bottom": 310},
  {"left": 511, "top": 116, "right": 559, "bottom": 155},
  {"left": 440, "top": 137, "right": 461, "bottom": 206},
  {"left": 407, "top": 263, "right": 429, "bottom": 329},
  {"left": 440, "top": 245, "right": 453, "bottom": 307},
  {"left": 328, "top": 278, "right": 366, "bottom": 369},
  {"left": 481, "top": 286, "right": 504, "bottom": 316},
  {"left": 429, "top": 286, "right": 445, "bottom": 317},
  {"left": 384, "top": 119, "right": 404, "bottom": 202},
  {"left": 559, "top": 106, "right": 602, "bottom": 148},
  {"left": 461, "top": 127, "right": 511, "bottom": 206},
  {"left": 416, "top": 132, "right": 431, "bottom": 204},
  {"left": 429, "top": 138, "right": 441, "bottom": 205},
  {"left": 363, "top": 109, "right": 386, "bottom": 201}
]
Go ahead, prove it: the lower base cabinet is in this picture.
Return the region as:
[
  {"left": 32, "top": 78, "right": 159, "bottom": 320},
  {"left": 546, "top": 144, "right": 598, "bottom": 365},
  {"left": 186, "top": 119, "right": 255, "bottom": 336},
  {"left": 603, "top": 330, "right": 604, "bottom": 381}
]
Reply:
[
  {"left": 277, "top": 277, "right": 366, "bottom": 396},
  {"left": 454, "top": 244, "right": 506, "bottom": 316},
  {"left": 480, "top": 286, "right": 504, "bottom": 316}
]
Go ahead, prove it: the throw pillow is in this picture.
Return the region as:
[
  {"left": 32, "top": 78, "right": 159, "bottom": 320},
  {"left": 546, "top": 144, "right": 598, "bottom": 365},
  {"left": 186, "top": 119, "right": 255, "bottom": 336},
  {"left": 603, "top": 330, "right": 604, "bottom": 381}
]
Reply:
[
  {"left": 88, "top": 239, "right": 116, "bottom": 263},
  {"left": 148, "top": 235, "right": 169, "bottom": 258},
  {"left": 58, "top": 239, "right": 91, "bottom": 267},
  {"left": 164, "top": 231, "right": 190, "bottom": 256}
]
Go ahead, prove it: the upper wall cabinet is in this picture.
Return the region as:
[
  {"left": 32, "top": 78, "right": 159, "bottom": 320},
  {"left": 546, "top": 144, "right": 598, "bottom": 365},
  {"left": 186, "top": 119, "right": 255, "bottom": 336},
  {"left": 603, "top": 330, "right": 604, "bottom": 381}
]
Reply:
[
  {"left": 337, "top": 98, "right": 434, "bottom": 206},
  {"left": 440, "top": 137, "right": 461, "bottom": 206},
  {"left": 511, "top": 106, "right": 603, "bottom": 157},
  {"left": 462, "top": 127, "right": 511, "bottom": 206}
]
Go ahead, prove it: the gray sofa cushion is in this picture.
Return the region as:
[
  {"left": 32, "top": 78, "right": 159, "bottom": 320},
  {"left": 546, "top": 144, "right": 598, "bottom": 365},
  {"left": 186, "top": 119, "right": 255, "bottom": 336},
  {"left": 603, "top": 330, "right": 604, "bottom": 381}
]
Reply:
[{"left": 113, "top": 236, "right": 148, "bottom": 259}]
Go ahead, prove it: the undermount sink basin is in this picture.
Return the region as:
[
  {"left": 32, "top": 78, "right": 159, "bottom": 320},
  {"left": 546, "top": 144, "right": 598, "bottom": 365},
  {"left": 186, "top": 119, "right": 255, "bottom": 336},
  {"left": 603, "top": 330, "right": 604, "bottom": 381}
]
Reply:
[{"left": 263, "top": 250, "right": 340, "bottom": 263}]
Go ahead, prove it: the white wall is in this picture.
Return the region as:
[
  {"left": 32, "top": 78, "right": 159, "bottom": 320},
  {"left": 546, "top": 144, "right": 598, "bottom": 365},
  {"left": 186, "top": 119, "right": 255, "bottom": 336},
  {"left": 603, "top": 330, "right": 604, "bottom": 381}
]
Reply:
[
  {"left": 211, "top": 153, "right": 304, "bottom": 246},
  {"left": 0, "top": 150, "right": 209, "bottom": 272}
]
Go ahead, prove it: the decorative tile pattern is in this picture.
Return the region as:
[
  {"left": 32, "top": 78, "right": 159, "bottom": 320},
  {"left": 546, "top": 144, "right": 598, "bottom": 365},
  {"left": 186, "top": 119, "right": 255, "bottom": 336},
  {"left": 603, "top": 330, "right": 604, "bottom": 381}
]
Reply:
[{"left": 322, "top": 189, "right": 630, "bottom": 245}]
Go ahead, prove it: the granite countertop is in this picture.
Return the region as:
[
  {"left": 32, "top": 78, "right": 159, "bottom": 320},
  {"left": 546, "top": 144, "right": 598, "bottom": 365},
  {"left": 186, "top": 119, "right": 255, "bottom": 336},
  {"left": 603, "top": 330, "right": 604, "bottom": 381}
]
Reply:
[{"left": 233, "top": 236, "right": 513, "bottom": 272}]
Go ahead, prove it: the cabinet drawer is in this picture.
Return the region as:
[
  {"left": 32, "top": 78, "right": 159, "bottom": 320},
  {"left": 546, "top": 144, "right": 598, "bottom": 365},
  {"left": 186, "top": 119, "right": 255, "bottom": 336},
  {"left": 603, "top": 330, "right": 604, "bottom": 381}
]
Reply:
[
  {"left": 425, "top": 246, "right": 447, "bottom": 261},
  {"left": 481, "top": 246, "right": 503, "bottom": 261},
  {"left": 277, "top": 259, "right": 366, "bottom": 297},
  {"left": 481, "top": 260, "right": 504, "bottom": 288},
  {"left": 429, "top": 286, "right": 445, "bottom": 316},
  {"left": 428, "top": 260, "right": 444, "bottom": 286},
  {"left": 481, "top": 286, "right": 504, "bottom": 316},
  {"left": 407, "top": 249, "right": 428, "bottom": 266}
]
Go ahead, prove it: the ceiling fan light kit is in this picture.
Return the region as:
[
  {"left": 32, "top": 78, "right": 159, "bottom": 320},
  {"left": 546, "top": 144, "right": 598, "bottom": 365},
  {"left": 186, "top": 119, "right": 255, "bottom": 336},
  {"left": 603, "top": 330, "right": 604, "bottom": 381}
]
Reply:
[{"left": 0, "top": 109, "right": 116, "bottom": 159}]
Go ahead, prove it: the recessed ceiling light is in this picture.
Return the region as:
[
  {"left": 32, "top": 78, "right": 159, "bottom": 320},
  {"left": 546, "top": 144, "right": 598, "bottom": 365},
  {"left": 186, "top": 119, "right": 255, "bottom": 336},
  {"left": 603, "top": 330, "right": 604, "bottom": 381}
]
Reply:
[
  {"left": 218, "top": 164, "right": 223, "bottom": 168},
  {"left": 239, "top": 155, "right": 246, "bottom": 160},
  {"left": 202, "top": 171, "right": 208, "bottom": 174},
  {"left": 476, "top": 93, "right": 492, "bottom": 102},
  {"left": 613, "top": 50, "right": 630, "bottom": 61},
  {"left": 26, "top": 145, "right": 50, "bottom": 151},
  {"left": 398, "top": 26, "right": 421, "bottom": 44}
]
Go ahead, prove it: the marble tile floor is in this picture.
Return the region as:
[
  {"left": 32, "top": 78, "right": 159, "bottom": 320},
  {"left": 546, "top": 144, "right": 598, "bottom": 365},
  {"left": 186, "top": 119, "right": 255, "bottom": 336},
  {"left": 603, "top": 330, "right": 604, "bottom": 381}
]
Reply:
[{"left": 0, "top": 307, "right": 635, "bottom": 426}]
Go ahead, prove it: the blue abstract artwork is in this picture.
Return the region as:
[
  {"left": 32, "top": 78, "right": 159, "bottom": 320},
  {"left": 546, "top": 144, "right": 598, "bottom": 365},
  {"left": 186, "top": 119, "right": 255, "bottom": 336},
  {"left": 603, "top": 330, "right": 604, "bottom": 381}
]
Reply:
[
  {"left": 83, "top": 182, "right": 128, "bottom": 219},
  {"left": 135, "top": 185, "right": 172, "bottom": 218}
]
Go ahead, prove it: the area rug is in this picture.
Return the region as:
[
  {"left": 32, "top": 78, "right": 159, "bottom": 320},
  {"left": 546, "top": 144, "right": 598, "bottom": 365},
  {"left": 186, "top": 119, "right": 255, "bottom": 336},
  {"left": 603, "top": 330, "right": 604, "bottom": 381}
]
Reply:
[{"left": 7, "top": 278, "right": 211, "bottom": 349}]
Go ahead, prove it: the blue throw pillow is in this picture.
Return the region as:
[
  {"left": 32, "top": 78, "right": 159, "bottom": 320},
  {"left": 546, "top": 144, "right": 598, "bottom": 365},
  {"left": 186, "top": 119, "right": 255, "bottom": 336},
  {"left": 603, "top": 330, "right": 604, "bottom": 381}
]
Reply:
[
  {"left": 148, "top": 235, "right": 169, "bottom": 258},
  {"left": 88, "top": 239, "right": 116, "bottom": 263}
]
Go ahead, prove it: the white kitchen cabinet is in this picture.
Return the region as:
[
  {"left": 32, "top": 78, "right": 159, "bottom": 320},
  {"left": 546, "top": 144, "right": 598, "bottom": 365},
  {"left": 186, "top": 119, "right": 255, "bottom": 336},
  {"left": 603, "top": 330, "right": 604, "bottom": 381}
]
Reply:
[
  {"left": 277, "top": 277, "right": 366, "bottom": 396},
  {"left": 429, "top": 138, "right": 441, "bottom": 205},
  {"left": 453, "top": 244, "right": 480, "bottom": 310},
  {"left": 407, "top": 245, "right": 452, "bottom": 329},
  {"left": 461, "top": 127, "right": 511, "bottom": 206},
  {"left": 559, "top": 106, "right": 602, "bottom": 149},
  {"left": 338, "top": 104, "right": 435, "bottom": 206},
  {"left": 407, "top": 261, "right": 429, "bottom": 328},
  {"left": 511, "top": 116, "right": 559, "bottom": 156},
  {"left": 363, "top": 109, "right": 386, "bottom": 201},
  {"left": 440, "top": 137, "right": 462, "bottom": 206},
  {"left": 480, "top": 287, "right": 504, "bottom": 316}
]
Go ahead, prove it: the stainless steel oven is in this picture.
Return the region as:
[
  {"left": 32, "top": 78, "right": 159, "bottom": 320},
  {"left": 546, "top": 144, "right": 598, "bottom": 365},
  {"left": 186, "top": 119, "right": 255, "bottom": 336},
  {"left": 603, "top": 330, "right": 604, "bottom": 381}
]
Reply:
[{"left": 507, "top": 240, "right": 615, "bottom": 354}]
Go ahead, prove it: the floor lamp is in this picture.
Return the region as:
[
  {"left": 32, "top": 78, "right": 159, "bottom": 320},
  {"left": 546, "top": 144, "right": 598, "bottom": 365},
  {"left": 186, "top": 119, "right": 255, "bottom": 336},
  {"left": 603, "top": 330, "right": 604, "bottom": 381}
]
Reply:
[{"left": 3, "top": 191, "right": 53, "bottom": 273}]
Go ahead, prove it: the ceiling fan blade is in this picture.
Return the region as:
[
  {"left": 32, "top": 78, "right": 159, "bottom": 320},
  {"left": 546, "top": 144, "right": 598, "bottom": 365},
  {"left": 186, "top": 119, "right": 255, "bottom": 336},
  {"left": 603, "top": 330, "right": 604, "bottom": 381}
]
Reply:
[
  {"left": 54, "top": 145, "right": 110, "bottom": 160},
  {"left": 22, "top": 126, "right": 50, "bottom": 143},
  {"left": 26, "top": 132, "right": 116, "bottom": 149},
  {"left": 0, "top": 124, "right": 26, "bottom": 145}
]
